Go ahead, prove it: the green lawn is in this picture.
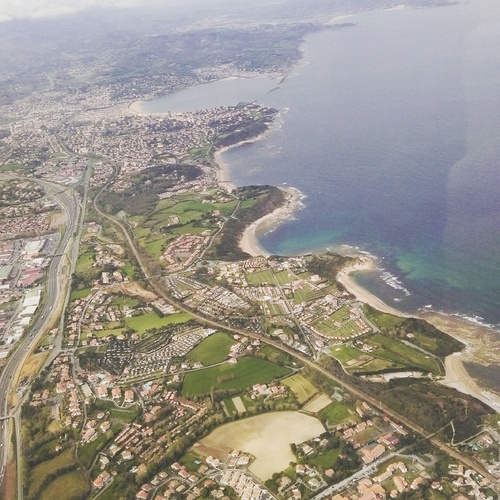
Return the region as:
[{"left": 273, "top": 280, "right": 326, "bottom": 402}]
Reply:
[
  {"left": 181, "top": 451, "right": 203, "bottom": 472},
  {"left": 170, "top": 223, "right": 214, "bottom": 235},
  {"left": 274, "top": 269, "right": 297, "bottom": 285},
  {"left": 367, "top": 333, "right": 442, "bottom": 374},
  {"left": 182, "top": 357, "right": 290, "bottom": 396},
  {"left": 259, "top": 345, "right": 296, "bottom": 366},
  {"left": 354, "top": 357, "right": 404, "bottom": 373},
  {"left": 124, "top": 311, "right": 192, "bottom": 335},
  {"left": 75, "top": 251, "right": 94, "bottom": 274},
  {"left": 318, "top": 403, "right": 353, "bottom": 426},
  {"left": 330, "top": 345, "right": 363, "bottom": 364},
  {"left": 78, "top": 426, "right": 120, "bottom": 467},
  {"left": 223, "top": 397, "right": 237, "bottom": 417},
  {"left": 70, "top": 288, "right": 93, "bottom": 301},
  {"left": 109, "top": 296, "right": 141, "bottom": 308},
  {"left": 94, "top": 400, "right": 140, "bottom": 423},
  {"left": 143, "top": 235, "right": 168, "bottom": 258},
  {"left": 245, "top": 269, "right": 276, "bottom": 286},
  {"left": 39, "top": 470, "right": 90, "bottom": 500},
  {"left": 239, "top": 198, "right": 258, "bottom": 209},
  {"left": 362, "top": 305, "right": 404, "bottom": 329},
  {"left": 187, "top": 332, "right": 235, "bottom": 365},
  {"left": 162, "top": 200, "right": 215, "bottom": 214},
  {"left": 309, "top": 447, "right": 341, "bottom": 469},
  {"left": 282, "top": 374, "right": 318, "bottom": 404}
]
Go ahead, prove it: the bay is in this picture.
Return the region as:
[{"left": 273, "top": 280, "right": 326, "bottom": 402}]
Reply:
[
  {"left": 139, "top": 2, "right": 500, "bottom": 330},
  {"left": 222, "top": 3, "right": 500, "bottom": 329}
]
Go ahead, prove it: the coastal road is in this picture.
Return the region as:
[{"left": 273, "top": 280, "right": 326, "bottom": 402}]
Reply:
[
  {"left": 93, "top": 176, "right": 497, "bottom": 487},
  {"left": 0, "top": 178, "right": 81, "bottom": 492}
]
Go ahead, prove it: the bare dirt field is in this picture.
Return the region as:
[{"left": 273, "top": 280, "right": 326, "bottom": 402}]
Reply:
[
  {"left": 108, "top": 281, "right": 157, "bottom": 302},
  {"left": 196, "top": 411, "right": 325, "bottom": 480}
]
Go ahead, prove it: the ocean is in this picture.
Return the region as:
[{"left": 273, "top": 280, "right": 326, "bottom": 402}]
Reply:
[{"left": 140, "top": 3, "right": 500, "bottom": 332}]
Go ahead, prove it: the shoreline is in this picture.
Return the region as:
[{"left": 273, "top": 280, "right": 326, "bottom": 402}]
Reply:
[
  {"left": 338, "top": 263, "right": 500, "bottom": 412},
  {"left": 132, "top": 92, "right": 500, "bottom": 414},
  {"left": 238, "top": 186, "right": 303, "bottom": 257},
  {"left": 336, "top": 257, "right": 409, "bottom": 317}
]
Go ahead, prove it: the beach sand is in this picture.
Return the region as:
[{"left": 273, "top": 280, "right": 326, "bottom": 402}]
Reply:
[
  {"left": 336, "top": 258, "right": 409, "bottom": 317},
  {"left": 338, "top": 264, "right": 500, "bottom": 412},
  {"left": 238, "top": 187, "right": 303, "bottom": 257},
  {"left": 214, "top": 147, "right": 237, "bottom": 192},
  {"left": 128, "top": 100, "right": 146, "bottom": 115},
  {"left": 441, "top": 353, "right": 500, "bottom": 413}
]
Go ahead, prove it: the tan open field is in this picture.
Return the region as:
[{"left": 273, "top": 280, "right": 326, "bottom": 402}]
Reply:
[
  {"left": 232, "top": 396, "right": 246, "bottom": 414},
  {"left": 108, "top": 281, "right": 157, "bottom": 302},
  {"left": 302, "top": 392, "right": 333, "bottom": 413},
  {"left": 196, "top": 411, "right": 325, "bottom": 480},
  {"left": 18, "top": 351, "right": 49, "bottom": 381},
  {"left": 282, "top": 373, "right": 318, "bottom": 404}
]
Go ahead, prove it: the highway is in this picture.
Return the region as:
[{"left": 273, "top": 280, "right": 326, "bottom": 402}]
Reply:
[{"left": 0, "top": 177, "right": 81, "bottom": 493}]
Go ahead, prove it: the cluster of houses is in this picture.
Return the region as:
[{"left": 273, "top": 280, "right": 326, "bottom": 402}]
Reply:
[
  {"left": 57, "top": 103, "right": 275, "bottom": 187},
  {"left": 163, "top": 234, "right": 211, "bottom": 272}
]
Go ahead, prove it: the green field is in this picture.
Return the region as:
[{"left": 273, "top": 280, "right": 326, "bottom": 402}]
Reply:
[
  {"left": 181, "top": 451, "right": 204, "bottom": 472},
  {"left": 223, "top": 397, "right": 237, "bottom": 416},
  {"left": 187, "top": 332, "right": 235, "bottom": 365},
  {"left": 182, "top": 356, "right": 290, "bottom": 396},
  {"left": 70, "top": 288, "right": 93, "bottom": 300},
  {"left": 355, "top": 357, "right": 403, "bottom": 373},
  {"left": 39, "top": 470, "right": 90, "bottom": 500},
  {"left": 143, "top": 235, "right": 169, "bottom": 257},
  {"left": 245, "top": 269, "right": 276, "bottom": 286},
  {"left": 28, "top": 447, "right": 76, "bottom": 499},
  {"left": 332, "top": 333, "right": 442, "bottom": 374},
  {"left": 362, "top": 305, "right": 404, "bottom": 329},
  {"left": 274, "top": 269, "right": 297, "bottom": 285},
  {"left": 75, "top": 251, "right": 94, "bottom": 274},
  {"left": 124, "top": 311, "right": 192, "bottom": 334},
  {"left": 309, "top": 447, "right": 341, "bottom": 469},
  {"left": 78, "top": 425, "right": 120, "bottom": 467},
  {"left": 366, "top": 333, "right": 442, "bottom": 375},
  {"left": 94, "top": 400, "right": 140, "bottom": 423},
  {"left": 109, "top": 296, "right": 141, "bottom": 308},
  {"left": 318, "top": 402, "right": 353, "bottom": 426},
  {"left": 258, "top": 345, "right": 296, "bottom": 367},
  {"left": 282, "top": 374, "right": 318, "bottom": 404},
  {"left": 330, "top": 344, "right": 363, "bottom": 364}
]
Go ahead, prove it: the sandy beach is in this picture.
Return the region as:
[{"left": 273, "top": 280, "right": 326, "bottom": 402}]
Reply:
[
  {"left": 238, "top": 187, "right": 303, "bottom": 257},
  {"left": 338, "top": 263, "right": 500, "bottom": 412},
  {"left": 336, "top": 258, "right": 409, "bottom": 317},
  {"left": 441, "top": 353, "right": 500, "bottom": 413},
  {"left": 213, "top": 146, "right": 238, "bottom": 192}
]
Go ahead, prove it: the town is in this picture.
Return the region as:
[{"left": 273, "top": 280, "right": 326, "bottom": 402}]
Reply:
[{"left": 0, "top": 3, "right": 499, "bottom": 499}]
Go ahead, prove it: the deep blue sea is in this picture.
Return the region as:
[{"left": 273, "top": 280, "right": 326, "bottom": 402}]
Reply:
[{"left": 142, "top": 2, "right": 500, "bottom": 330}]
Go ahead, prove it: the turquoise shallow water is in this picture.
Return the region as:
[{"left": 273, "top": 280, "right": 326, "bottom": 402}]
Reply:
[{"left": 141, "top": 2, "right": 500, "bottom": 329}]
